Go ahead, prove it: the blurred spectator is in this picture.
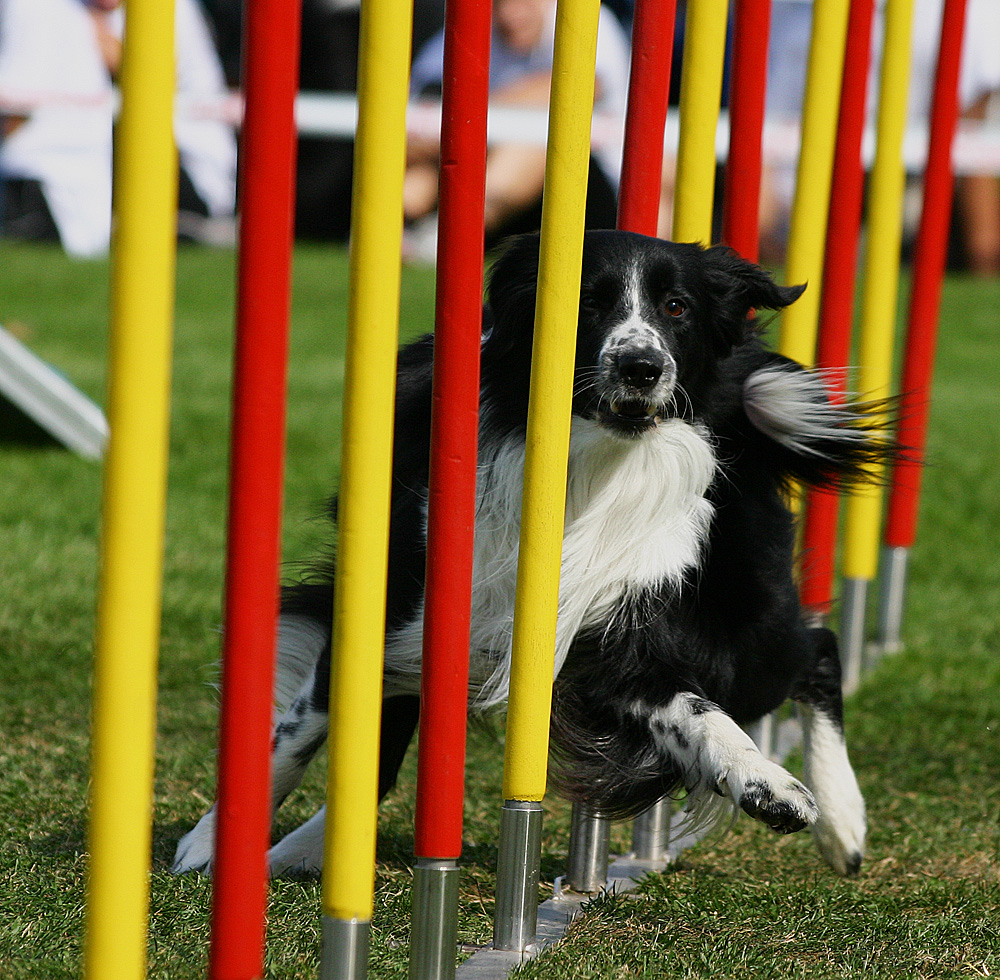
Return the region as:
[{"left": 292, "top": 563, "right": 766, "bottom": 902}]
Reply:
[
  {"left": 294, "top": 0, "right": 362, "bottom": 243},
  {"left": 0, "top": 0, "right": 116, "bottom": 256},
  {"left": 761, "top": 0, "right": 1000, "bottom": 272},
  {"left": 903, "top": 0, "right": 1000, "bottom": 276},
  {"left": 402, "top": 0, "right": 631, "bottom": 263},
  {"left": 0, "top": 0, "right": 236, "bottom": 256},
  {"left": 164, "top": 0, "right": 238, "bottom": 244},
  {"left": 290, "top": 0, "right": 446, "bottom": 243}
]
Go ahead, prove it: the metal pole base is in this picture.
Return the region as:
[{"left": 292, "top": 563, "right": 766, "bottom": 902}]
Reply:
[
  {"left": 840, "top": 576, "right": 869, "bottom": 695},
  {"left": 565, "top": 804, "right": 610, "bottom": 894},
  {"left": 630, "top": 797, "right": 671, "bottom": 867},
  {"left": 409, "top": 858, "right": 461, "bottom": 980},
  {"left": 493, "top": 800, "right": 543, "bottom": 952},
  {"left": 875, "top": 546, "right": 909, "bottom": 658},
  {"left": 321, "top": 916, "right": 370, "bottom": 980}
]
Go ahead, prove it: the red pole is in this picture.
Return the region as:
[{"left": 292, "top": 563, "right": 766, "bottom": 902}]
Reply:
[
  {"left": 798, "top": 0, "right": 876, "bottom": 617},
  {"left": 617, "top": 0, "right": 678, "bottom": 236},
  {"left": 208, "top": 0, "right": 301, "bottom": 976},
  {"left": 413, "top": 0, "right": 491, "bottom": 865},
  {"left": 884, "top": 0, "right": 968, "bottom": 548},
  {"left": 722, "top": 0, "right": 771, "bottom": 260}
]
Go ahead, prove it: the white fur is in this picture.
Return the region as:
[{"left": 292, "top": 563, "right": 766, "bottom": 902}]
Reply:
[
  {"left": 743, "top": 365, "right": 868, "bottom": 457},
  {"left": 383, "top": 416, "right": 717, "bottom": 707},
  {"left": 172, "top": 804, "right": 217, "bottom": 874},
  {"left": 640, "top": 694, "right": 819, "bottom": 834},
  {"left": 799, "top": 703, "right": 867, "bottom": 874},
  {"left": 172, "top": 668, "right": 327, "bottom": 875},
  {"left": 274, "top": 614, "right": 328, "bottom": 713},
  {"left": 267, "top": 806, "right": 327, "bottom": 876}
]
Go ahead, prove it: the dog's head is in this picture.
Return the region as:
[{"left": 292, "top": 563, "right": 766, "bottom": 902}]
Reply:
[{"left": 486, "top": 230, "right": 804, "bottom": 437}]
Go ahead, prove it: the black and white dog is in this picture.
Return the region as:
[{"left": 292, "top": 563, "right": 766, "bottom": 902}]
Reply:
[{"left": 175, "top": 230, "right": 890, "bottom": 880}]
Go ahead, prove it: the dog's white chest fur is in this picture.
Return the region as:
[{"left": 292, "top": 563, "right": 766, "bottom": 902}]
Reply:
[{"left": 383, "top": 416, "right": 717, "bottom": 705}]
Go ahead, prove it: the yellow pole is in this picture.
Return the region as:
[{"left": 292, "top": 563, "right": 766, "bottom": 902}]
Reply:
[
  {"left": 320, "top": 0, "right": 412, "bottom": 939},
  {"left": 502, "top": 0, "right": 600, "bottom": 806},
  {"left": 842, "top": 0, "right": 916, "bottom": 581},
  {"left": 673, "top": 0, "right": 730, "bottom": 245},
  {"left": 778, "top": 0, "right": 852, "bottom": 366},
  {"left": 84, "top": 1, "right": 178, "bottom": 978}
]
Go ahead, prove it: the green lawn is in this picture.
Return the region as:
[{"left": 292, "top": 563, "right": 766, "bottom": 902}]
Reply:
[{"left": 1, "top": 240, "right": 998, "bottom": 979}]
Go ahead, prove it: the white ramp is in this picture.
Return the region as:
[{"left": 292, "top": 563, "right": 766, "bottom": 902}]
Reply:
[{"left": 0, "top": 325, "right": 108, "bottom": 459}]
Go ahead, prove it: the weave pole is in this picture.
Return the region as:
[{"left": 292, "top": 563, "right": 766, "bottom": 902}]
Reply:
[
  {"left": 562, "top": 0, "right": 680, "bottom": 887},
  {"left": 83, "top": 1, "right": 177, "bottom": 977},
  {"left": 798, "top": 0, "right": 877, "bottom": 625},
  {"left": 493, "top": 0, "right": 600, "bottom": 953},
  {"left": 878, "top": 0, "right": 969, "bottom": 654},
  {"left": 208, "top": 0, "right": 301, "bottom": 976},
  {"left": 722, "top": 0, "right": 772, "bottom": 260},
  {"left": 673, "top": 0, "right": 730, "bottom": 245},
  {"left": 319, "top": 0, "right": 413, "bottom": 975},
  {"left": 839, "top": 0, "right": 917, "bottom": 691},
  {"left": 778, "top": 0, "right": 851, "bottom": 365},
  {"left": 610, "top": 0, "right": 680, "bottom": 873},
  {"left": 408, "top": 0, "right": 491, "bottom": 976},
  {"left": 616, "top": 0, "right": 678, "bottom": 237},
  {"left": 633, "top": 0, "right": 729, "bottom": 862}
]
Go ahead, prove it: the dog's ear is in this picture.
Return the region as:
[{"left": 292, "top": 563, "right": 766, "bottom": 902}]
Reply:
[
  {"left": 702, "top": 245, "right": 806, "bottom": 318},
  {"left": 486, "top": 234, "right": 542, "bottom": 343}
]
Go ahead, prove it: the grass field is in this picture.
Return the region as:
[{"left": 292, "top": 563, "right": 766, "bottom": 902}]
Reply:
[{"left": 1, "top": 240, "right": 998, "bottom": 979}]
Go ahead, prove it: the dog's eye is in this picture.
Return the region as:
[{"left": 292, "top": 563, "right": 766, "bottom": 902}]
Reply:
[{"left": 665, "top": 299, "right": 686, "bottom": 317}]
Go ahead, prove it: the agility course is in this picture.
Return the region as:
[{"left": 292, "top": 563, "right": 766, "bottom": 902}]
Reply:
[{"left": 2, "top": 0, "right": 1000, "bottom": 977}]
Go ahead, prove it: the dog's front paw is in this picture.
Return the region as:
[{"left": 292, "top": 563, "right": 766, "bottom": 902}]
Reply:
[
  {"left": 172, "top": 807, "right": 216, "bottom": 875},
  {"left": 721, "top": 762, "right": 819, "bottom": 835},
  {"left": 810, "top": 775, "right": 866, "bottom": 876},
  {"left": 267, "top": 807, "right": 326, "bottom": 878}
]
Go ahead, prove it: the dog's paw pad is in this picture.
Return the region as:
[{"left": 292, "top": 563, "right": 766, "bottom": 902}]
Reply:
[{"left": 738, "top": 778, "right": 818, "bottom": 834}]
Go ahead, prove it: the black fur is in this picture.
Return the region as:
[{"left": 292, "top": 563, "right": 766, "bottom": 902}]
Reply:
[
  {"left": 177, "top": 232, "right": 893, "bottom": 877},
  {"left": 281, "top": 231, "right": 888, "bottom": 818}
]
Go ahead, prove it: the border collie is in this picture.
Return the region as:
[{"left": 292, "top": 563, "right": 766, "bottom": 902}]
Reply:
[{"left": 174, "top": 230, "right": 891, "bottom": 880}]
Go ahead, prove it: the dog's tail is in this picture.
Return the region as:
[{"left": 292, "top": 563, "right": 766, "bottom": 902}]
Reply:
[{"left": 742, "top": 359, "right": 900, "bottom": 490}]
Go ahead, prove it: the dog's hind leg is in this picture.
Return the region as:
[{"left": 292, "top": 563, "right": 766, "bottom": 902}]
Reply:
[
  {"left": 793, "top": 627, "right": 866, "bottom": 876},
  {"left": 171, "top": 671, "right": 329, "bottom": 875},
  {"left": 638, "top": 692, "right": 819, "bottom": 834},
  {"left": 267, "top": 693, "right": 420, "bottom": 877}
]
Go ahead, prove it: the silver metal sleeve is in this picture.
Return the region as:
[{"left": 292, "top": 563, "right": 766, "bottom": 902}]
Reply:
[
  {"left": 840, "top": 576, "right": 869, "bottom": 694},
  {"left": 631, "top": 797, "right": 671, "bottom": 865},
  {"left": 492, "top": 800, "right": 544, "bottom": 952},
  {"left": 876, "top": 546, "right": 909, "bottom": 657},
  {"left": 565, "top": 804, "right": 610, "bottom": 893},
  {"left": 408, "top": 858, "right": 461, "bottom": 980},
  {"left": 320, "top": 916, "right": 370, "bottom": 980}
]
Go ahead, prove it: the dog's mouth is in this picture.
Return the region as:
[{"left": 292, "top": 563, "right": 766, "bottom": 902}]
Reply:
[{"left": 598, "top": 397, "right": 663, "bottom": 434}]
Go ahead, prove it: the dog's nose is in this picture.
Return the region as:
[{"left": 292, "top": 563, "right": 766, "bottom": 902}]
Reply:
[{"left": 618, "top": 351, "right": 663, "bottom": 389}]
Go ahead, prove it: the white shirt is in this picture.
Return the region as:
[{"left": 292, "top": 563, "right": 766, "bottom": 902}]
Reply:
[
  {"left": 0, "top": 0, "right": 115, "bottom": 257},
  {"left": 0, "top": 0, "right": 236, "bottom": 256}
]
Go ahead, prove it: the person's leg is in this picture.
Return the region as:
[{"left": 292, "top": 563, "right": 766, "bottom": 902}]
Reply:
[
  {"left": 403, "top": 162, "right": 440, "bottom": 222},
  {"left": 0, "top": 178, "right": 60, "bottom": 243},
  {"left": 483, "top": 142, "right": 547, "bottom": 235},
  {"left": 955, "top": 95, "right": 1000, "bottom": 277},
  {"left": 957, "top": 173, "right": 1000, "bottom": 276}
]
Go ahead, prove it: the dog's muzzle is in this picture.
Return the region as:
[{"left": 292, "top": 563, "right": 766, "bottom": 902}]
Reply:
[{"left": 599, "top": 347, "right": 676, "bottom": 435}]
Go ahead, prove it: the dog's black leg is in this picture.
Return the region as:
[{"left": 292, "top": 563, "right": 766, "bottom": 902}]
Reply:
[
  {"left": 377, "top": 693, "right": 421, "bottom": 798},
  {"left": 635, "top": 691, "right": 819, "bottom": 834},
  {"left": 792, "top": 627, "right": 866, "bottom": 876}
]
